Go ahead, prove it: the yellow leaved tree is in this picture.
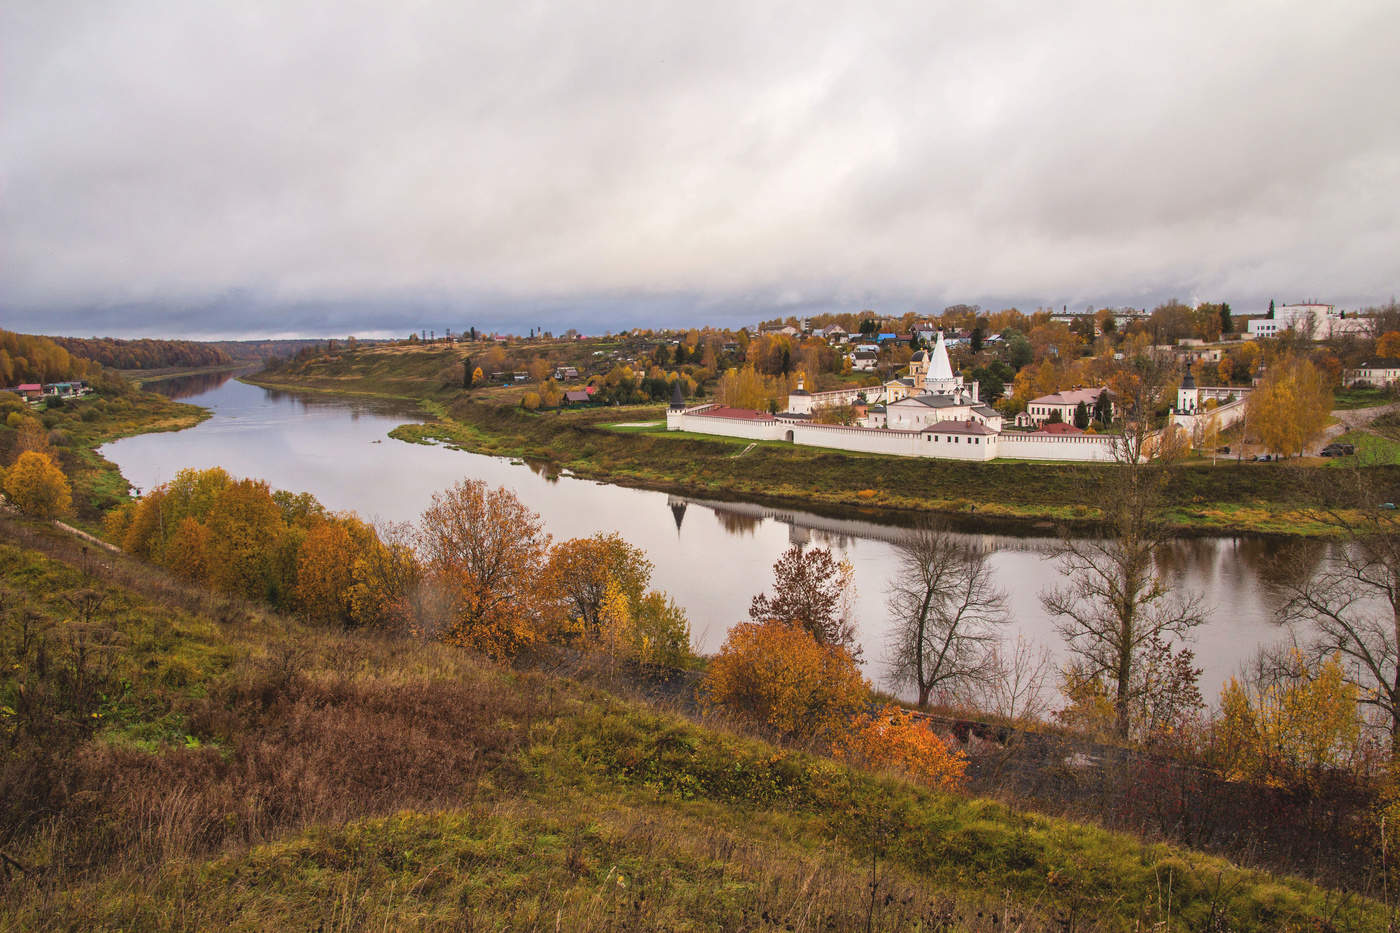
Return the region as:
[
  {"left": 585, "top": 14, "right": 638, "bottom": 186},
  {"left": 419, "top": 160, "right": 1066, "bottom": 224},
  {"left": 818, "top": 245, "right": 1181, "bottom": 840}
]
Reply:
[
  {"left": 702, "top": 620, "right": 868, "bottom": 746},
  {"left": 3, "top": 450, "right": 72, "bottom": 518},
  {"left": 1212, "top": 651, "right": 1359, "bottom": 786},
  {"left": 1246, "top": 355, "right": 1331, "bottom": 457}
]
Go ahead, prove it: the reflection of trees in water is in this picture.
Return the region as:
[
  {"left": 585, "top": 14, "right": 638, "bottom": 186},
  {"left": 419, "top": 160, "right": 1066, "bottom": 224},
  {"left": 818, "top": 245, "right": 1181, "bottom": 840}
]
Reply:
[
  {"left": 712, "top": 508, "right": 761, "bottom": 536},
  {"left": 669, "top": 500, "right": 687, "bottom": 532},
  {"left": 147, "top": 370, "right": 236, "bottom": 399},
  {"left": 524, "top": 460, "right": 560, "bottom": 484},
  {"left": 1153, "top": 538, "right": 1221, "bottom": 583},
  {"left": 258, "top": 388, "right": 420, "bottom": 419},
  {"left": 1234, "top": 537, "right": 1327, "bottom": 588}
]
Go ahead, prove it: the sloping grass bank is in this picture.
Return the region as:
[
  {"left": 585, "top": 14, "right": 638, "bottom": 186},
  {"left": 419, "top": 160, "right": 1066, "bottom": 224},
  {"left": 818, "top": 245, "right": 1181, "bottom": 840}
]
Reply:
[{"left": 0, "top": 519, "right": 1387, "bottom": 931}]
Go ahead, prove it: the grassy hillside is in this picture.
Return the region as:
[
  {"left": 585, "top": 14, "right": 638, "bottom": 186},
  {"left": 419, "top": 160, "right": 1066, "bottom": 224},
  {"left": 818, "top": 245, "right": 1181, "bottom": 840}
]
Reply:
[
  {"left": 0, "top": 516, "right": 1386, "bottom": 931},
  {"left": 245, "top": 346, "right": 1400, "bottom": 537}
]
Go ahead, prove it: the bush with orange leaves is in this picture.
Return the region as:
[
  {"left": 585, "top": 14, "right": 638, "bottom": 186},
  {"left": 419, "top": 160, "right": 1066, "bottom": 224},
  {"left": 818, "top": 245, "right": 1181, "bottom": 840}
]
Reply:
[
  {"left": 701, "top": 620, "right": 868, "bottom": 747},
  {"left": 835, "top": 704, "right": 967, "bottom": 792}
]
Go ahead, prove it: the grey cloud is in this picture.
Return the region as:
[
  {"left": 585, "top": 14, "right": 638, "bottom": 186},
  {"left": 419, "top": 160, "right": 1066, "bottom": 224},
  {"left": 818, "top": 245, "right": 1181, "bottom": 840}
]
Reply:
[{"left": 2, "top": 1, "right": 1396, "bottom": 337}]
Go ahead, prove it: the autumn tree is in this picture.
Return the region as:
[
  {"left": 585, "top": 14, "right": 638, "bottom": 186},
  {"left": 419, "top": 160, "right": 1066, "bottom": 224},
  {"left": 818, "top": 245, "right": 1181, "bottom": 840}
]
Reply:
[
  {"left": 716, "top": 365, "right": 781, "bottom": 410},
  {"left": 2, "top": 450, "right": 72, "bottom": 518},
  {"left": 1246, "top": 354, "right": 1331, "bottom": 457},
  {"left": 750, "top": 545, "right": 858, "bottom": 652},
  {"left": 835, "top": 704, "right": 967, "bottom": 791},
  {"left": 1377, "top": 332, "right": 1400, "bottom": 358},
  {"left": 1213, "top": 651, "right": 1359, "bottom": 784},
  {"left": 702, "top": 620, "right": 868, "bottom": 746},
  {"left": 203, "top": 478, "right": 289, "bottom": 602},
  {"left": 886, "top": 522, "right": 1007, "bottom": 708},
  {"left": 1278, "top": 467, "right": 1400, "bottom": 753},
  {"left": 417, "top": 479, "right": 550, "bottom": 658},
  {"left": 346, "top": 520, "right": 424, "bottom": 632},
  {"left": 295, "top": 515, "right": 375, "bottom": 625},
  {"left": 546, "top": 532, "right": 654, "bottom": 635}
]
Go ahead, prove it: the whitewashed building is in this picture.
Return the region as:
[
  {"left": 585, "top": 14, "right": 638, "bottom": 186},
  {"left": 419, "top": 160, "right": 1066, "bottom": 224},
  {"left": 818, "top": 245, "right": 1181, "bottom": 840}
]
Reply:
[{"left": 1348, "top": 358, "right": 1400, "bottom": 387}]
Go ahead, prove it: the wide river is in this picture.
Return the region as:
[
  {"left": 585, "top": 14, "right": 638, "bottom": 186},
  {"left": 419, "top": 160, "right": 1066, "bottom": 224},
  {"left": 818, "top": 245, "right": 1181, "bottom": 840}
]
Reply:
[{"left": 103, "top": 374, "right": 1296, "bottom": 702}]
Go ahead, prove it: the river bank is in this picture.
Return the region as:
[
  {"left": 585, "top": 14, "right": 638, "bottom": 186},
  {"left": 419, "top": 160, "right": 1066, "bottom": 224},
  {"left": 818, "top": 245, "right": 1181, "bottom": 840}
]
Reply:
[
  {"left": 243, "top": 371, "right": 1391, "bottom": 538},
  {"left": 25, "top": 385, "right": 210, "bottom": 525}
]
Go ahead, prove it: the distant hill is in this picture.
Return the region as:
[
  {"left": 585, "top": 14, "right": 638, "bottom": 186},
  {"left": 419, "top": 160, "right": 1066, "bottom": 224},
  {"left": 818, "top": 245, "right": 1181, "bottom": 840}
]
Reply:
[{"left": 210, "top": 338, "right": 388, "bottom": 363}]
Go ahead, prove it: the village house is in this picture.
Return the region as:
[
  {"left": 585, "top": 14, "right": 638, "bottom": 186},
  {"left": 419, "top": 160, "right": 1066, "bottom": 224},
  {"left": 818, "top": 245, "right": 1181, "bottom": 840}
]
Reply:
[
  {"left": 1348, "top": 358, "right": 1400, "bottom": 388},
  {"left": 1015, "top": 387, "right": 1112, "bottom": 427},
  {"left": 850, "top": 349, "right": 878, "bottom": 372}
]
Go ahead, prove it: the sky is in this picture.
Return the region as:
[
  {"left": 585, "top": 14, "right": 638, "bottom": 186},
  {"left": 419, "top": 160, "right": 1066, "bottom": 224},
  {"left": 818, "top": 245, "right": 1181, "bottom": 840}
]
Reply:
[{"left": 2, "top": 1, "right": 1398, "bottom": 339}]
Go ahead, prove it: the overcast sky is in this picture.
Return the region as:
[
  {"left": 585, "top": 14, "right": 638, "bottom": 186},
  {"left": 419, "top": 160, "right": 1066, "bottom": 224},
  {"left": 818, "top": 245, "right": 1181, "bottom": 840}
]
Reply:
[{"left": 2, "top": 1, "right": 1397, "bottom": 338}]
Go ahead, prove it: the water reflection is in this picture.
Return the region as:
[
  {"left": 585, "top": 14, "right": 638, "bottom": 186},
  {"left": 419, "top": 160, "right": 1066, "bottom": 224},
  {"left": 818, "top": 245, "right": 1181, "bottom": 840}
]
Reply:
[
  {"left": 143, "top": 369, "right": 241, "bottom": 399},
  {"left": 103, "top": 377, "right": 1300, "bottom": 703}
]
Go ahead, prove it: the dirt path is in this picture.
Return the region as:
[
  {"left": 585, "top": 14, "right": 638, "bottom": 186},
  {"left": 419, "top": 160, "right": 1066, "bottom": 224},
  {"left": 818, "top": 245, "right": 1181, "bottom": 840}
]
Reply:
[{"left": 1319, "top": 401, "right": 1400, "bottom": 445}]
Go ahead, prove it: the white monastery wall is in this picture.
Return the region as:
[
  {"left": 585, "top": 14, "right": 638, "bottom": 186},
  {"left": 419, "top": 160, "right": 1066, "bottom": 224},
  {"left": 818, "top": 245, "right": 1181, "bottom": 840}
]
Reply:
[{"left": 997, "top": 433, "right": 1119, "bottom": 462}]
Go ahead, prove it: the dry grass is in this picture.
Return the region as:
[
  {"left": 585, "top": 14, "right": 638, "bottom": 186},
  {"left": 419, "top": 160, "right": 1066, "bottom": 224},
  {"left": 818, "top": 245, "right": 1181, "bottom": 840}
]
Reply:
[{"left": 0, "top": 517, "right": 1390, "bottom": 931}]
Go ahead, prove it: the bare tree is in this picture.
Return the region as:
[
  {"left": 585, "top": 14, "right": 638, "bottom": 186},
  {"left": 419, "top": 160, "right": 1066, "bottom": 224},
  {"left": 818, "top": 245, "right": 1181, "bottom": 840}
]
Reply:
[
  {"left": 886, "top": 521, "right": 1007, "bottom": 708},
  {"left": 1278, "top": 466, "right": 1400, "bottom": 753},
  {"left": 1044, "top": 351, "right": 1207, "bottom": 739},
  {"left": 980, "top": 634, "right": 1053, "bottom": 724}
]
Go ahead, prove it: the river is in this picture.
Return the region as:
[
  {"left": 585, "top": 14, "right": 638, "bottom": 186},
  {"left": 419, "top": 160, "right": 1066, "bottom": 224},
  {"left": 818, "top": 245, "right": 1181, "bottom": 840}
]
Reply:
[{"left": 101, "top": 373, "right": 1297, "bottom": 702}]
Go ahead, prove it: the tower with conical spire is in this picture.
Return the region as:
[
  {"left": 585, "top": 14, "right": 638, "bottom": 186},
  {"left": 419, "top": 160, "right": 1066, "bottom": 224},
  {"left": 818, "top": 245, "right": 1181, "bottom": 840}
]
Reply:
[{"left": 669, "top": 379, "right": 686, "bottom": 411}]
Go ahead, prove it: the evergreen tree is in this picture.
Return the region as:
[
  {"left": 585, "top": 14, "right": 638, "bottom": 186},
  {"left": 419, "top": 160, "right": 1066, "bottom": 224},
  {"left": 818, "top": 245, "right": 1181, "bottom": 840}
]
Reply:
[
  {"left": 463, "top": 357, "right": 474, "bottom": 388},
  {"left": 970, "top": 327, "right": 984, "bottom": 353},
  {"left": 1267, "top": 299, "right": 1275, "bottom": 319},
  {"left": 1074, "top": 401, "right": 1090, "bottom": 429},
  {"left": 1220, "top": 303, "right": 1233, "bottom": 334},
  {"left": 1093, "top": 389, "right": 1112, "bottom": 426}
]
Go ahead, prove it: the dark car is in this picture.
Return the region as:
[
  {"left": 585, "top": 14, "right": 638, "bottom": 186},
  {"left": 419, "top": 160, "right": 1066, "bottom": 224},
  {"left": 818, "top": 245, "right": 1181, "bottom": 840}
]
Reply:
[{"left": 1320, "top": 443, "right": 1356, "bottom": 457}]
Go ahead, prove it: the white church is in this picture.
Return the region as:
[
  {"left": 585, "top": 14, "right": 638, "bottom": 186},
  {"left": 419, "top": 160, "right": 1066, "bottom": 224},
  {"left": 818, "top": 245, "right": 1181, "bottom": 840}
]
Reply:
[{"left": 668, "top": 331, "right": 1124, "bottom": 462}]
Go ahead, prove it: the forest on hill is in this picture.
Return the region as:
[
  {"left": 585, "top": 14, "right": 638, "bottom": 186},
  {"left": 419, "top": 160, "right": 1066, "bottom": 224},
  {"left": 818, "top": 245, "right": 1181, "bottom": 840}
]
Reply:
[
  {"left": 0, "top": 330, "right": 100, "bottom": 385},
  {"left": 44, "top": 335, "right": 232, "bottom": 371}
]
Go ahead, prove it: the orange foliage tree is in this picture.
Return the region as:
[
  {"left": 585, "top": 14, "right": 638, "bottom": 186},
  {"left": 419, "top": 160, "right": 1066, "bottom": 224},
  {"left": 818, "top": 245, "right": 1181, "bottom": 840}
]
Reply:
[
  {"left": 836, "top": 704, "right": 967, "bottom": 791},
  {"left": 295, "top": 514, "right": 376, "bottom": 624},
  {"left": 417, "top": 479, "right": 550, "bottom": 657},
  {"left": 702, "top": 620, "right": 869, "bottom": 745},
  {"left": 1378, "top": 331, "right": 1400, "bottom": 359},
  {"left": 3, "top": 450, "right": 72, "bottom": 518}
]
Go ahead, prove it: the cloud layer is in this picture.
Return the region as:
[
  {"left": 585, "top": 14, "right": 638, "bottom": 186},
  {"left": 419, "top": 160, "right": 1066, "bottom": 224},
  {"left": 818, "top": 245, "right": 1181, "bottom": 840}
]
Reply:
[{"left": 3, "top": 1, "right": 1397, "bottom": 336}]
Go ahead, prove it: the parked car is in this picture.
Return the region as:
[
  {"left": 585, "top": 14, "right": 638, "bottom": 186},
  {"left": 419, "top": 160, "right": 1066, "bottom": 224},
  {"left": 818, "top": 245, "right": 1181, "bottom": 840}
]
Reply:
[
  {"left": 1251, "top": 453, "right": 1274, "bottom": 462},
  {"left": 1215, "top": 445, "right": 1230, "bottom": 455},
  {"left": 1320, "top": 443, "right": 1355, "bottom": 457}
]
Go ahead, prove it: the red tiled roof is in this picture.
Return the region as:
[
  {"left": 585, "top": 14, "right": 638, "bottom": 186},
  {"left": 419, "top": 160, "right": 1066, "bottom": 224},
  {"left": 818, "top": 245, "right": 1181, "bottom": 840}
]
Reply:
[
  {"left": 1035, "top": 422, "right": 1085, "bottom": 435},
  {"left": 17, "top": 384, "right": 41, "bottom": 392},
  {"left": 693, "top": 406, "right": 775, "bottom": 421}
]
